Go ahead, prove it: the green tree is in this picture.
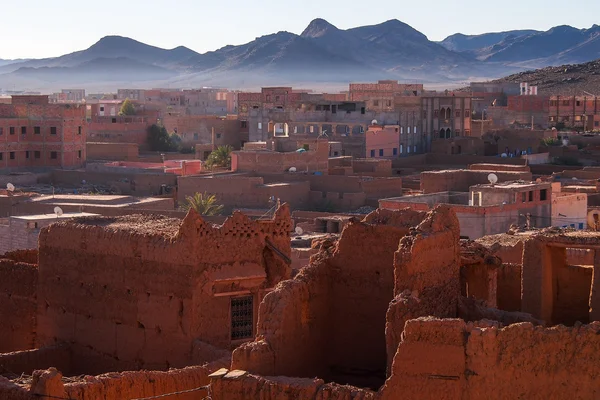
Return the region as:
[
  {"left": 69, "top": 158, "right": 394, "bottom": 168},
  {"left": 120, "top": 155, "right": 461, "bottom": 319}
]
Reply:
[
  {"left": 147, "top": 124, "right": 172, "bottom": 151},
  {"left": 206, "top": 145, "right": 233, "bottom": 169},
  {"left": 119, "top": 98, "right": 136, "bottom": 116},
  {"left": 182, "top": 192, "right": 224, "bottom": 216}
]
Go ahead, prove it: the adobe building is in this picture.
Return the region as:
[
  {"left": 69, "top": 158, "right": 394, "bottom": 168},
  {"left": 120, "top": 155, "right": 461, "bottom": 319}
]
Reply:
[
  {"left": 86, "top": 101, "right": 159, "bottom": 146},
  {"left": 0, "top": 95, "right": 86, "bottom": 170},
  {"left": 0, "top": 206, "right": 293, "bottom": 398}
]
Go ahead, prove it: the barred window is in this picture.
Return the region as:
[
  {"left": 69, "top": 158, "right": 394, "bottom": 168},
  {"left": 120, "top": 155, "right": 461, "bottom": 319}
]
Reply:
[{"left": 231, "top": 296, "right": 253, "bottom": 340}]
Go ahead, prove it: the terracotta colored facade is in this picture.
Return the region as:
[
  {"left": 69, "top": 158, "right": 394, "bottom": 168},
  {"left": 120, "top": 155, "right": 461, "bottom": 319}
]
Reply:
[
  {"left": 0, "top": 95, "right": 86, "bottom": 169},
  {"left": 549, "top": 95, "right": 600, "bottom": 130}
]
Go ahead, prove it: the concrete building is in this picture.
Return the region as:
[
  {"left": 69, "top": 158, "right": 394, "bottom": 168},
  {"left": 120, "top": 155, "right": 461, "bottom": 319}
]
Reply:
[
  {"left": 551, "top": 182, "right": 588, "bottom": 229},
  {"left": 380, "top": 181, "right": 552, "bottom": 239},
  {"left": 422, "top": 93, "right": 472, "bottom": 152},
  {"left": 549, "top": 95, "right": 600, "bottom": 130},
  {"left": 365, "top": 125, "right": 400, "bottom": 158},
  {"left": 0, "top": 95, "right": 87, "bottom": 170},
  {"left": 0, "top": 212, "right": 98, "bottom": 254}
]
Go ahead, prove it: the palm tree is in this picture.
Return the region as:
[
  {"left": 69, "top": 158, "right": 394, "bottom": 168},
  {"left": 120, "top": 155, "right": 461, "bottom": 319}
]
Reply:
[
  {"left": 182, "top": 192, "right": 224, "bottom": 216},
  {"left": 206, "top": 145, "right": 233, "bottom": 169}
]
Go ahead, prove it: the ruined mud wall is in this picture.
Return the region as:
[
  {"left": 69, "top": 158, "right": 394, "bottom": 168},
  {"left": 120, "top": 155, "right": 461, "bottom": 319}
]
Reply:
[
  {"left": 385, "top": 206, "right": 461, "bottom": 375},
  {"left": 0, "top": 258, "right": 37, "bottom": 353},
  {"left": 497, "top": 263, "right": 521, "bottom": 311},
  {"left": 233, "top": 208, "right": 427, "bottom": 386},
  {"left": 36, "top": 208, "right": 292, "bottom": 370},
  {"left": 209, "top": 369, "right": 375, "bottom": 400},
  {"left": 554, "top": 264, "right": 592, "bottom": 325},
  {"left": 381, "top": 318, "right": 600, "bottom": 400}
]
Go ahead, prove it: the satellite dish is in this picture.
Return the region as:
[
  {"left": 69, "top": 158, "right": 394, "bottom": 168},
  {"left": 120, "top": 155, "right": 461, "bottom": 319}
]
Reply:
[
  {"left": 371, "top": 119, "right": 378, "bottom": 125},
  {"left": 289, "top": 167, "right": 297, "bottom": 172},
  {"left": 6, "top": 183, "right": 15, "bottom": 192},
  {"left": 54, "top": 207, "right": 63, "bottom": 217},
  {"left": 488, "top": 173, "right": 498, "bottom": 184},
  {"left": 295, "top": 226, "right": 304, "bottom": 235},
  {"left": 572, "top": 177, "right": 578, "bottom": 181}
]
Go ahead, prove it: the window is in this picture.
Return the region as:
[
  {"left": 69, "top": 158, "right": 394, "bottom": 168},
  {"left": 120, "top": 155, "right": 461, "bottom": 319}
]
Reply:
[
  {"left": 78, "top": 126, "right": 82, "bottom": 135},
  {"left": 455, "top": 130, "right": 461, "bottom": 136},
  {"left": 241, "top": 121, "right": 247, "bottom": 128},
  {"left": 34, "top": 151, "right": 40, "bottom": 159},
  {"left": 370, "top": 149, "right": 375, "bottom": 157},
  {"left": 579, "top": 223, "right": 584, "bottom": 230},
  {"left": 576, "top": 100, "right": 581, "bottom": 106},
  {"left": 231, "top": 296, "right": 253, "bottom": 340},
  {"left": 414, "top": 145, "right": 417, "bottom": 153},
  {"left": 33, "top": 126, "right": 40, "bottom": 134},
  {"left": 216, "top": 133, "right": 222, "bottom": 139},
  {"left": 550, "top": 100, "right": 558, "bottom": 106},
  {"left": 456, "top": 110, "right": 461, "bottom": 117},
  {"left": 400, "top": 144, "right": 404, "bottom": 153},
  {"left": 529, "top": 191, "right": 534, "bottom": 202},
  {"left": 0, "top": 127, "right": 2, "bottom": 135},
  {"left": 386, "top": 100, "right": 392, "bottom": 107},
  {"left": 407, "top": 127, "right": 411, "bottom": 134},
  {"left": 78, "top": 150, "right": 82, "bottom": 159},
  {"left": 112, "top": 118, "right": 117, "bottom": 123},
  {"left": 25, "top": 151, "right": 30, "bottom": 159},
  {"left": 465, "top": 110, "right": 470, "bottom": 117},
  {"left": 563, "top": 116, "right": 570, "bottom": 122},
  {"left": 540, "top": 189, "right": 547, "bottom": 201},
  {"left": 193, "top": 133, "right": 199, "bottom": 140},
  {"left": 596, "top": 121, "right": 600, "bottom": 127},
  {"left": 332, "top": 105, "right": 337, "bottom": 114},
  {"left": 407, "top": 146, "right": 411, "bottom": 153},
  {"left": 575, "top": 115, "right": 582, "bottom": 122},
  {"left": 522, "top": 192, "right": 527, "bottom": 202},
  {"left": 50, "top": 127, "right": 57, "bottom": 135},
  {"left": 50, "top": 151, "right": 57, "bottom": 159},
  {"left": 359, "top": 126, "right": 364, "bottom": 133},
  {"left": 549, "top": 116, "right": 556, "bottom": 122},
  {"left": 21, "top": 126, "right": 26, "bottom": 135},
  {"left": 10, "top": 127, "right": 15, "bottom": 135},
  {"left": 562, "top": 100, "right": 570, "bottom": 106},
  {"left": 464, "top": 129, "right": 471, "bottom": 136},
  {"left": 258, "top": 122, "right": 262, "bottom": 130},
  {"left": 10, "top": 152, "right": 15, "bottom": 160},
  {"left": 100, "top": 106, "right": 104, "bottom": 112},
  {"left": 423, "top": 111, "right": 427, "bottom": 118},
  {"left": 434, "top": 110, "right": 439, "bottom": 117},
  {"left": 266, "top": 95, "right": 271, "bottom": 102},
  {"left": 360, "top": 107, "right": 365, "bottom": 114},
  {"left": 275, "top": 95, "right": 280, "bottom": 102},
  {"left": 400, "top": 127, "right": 404, "bottom": 134},
  {"left": 373, "top": 100, "right": 379, "bottom": 107},
  {"left": 393, "top": 148, "right": 398, "bottom": 155},
  {"left": 414, "top": 126, "right": 417, "bottom": 133},
  {"left": 0, "top": 153, "right": 2, "bottom": 161},
  {"left": 379, "top": 149, "right": 384, "bottom": 157}
]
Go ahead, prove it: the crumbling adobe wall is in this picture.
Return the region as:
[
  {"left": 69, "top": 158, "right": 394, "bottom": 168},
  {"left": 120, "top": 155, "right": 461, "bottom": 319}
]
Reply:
[
  {"left": 554, "top": 264, "right": 592, "bottom": 325},
  {"left": 384, "top": 206, "right": 462, "bottom": 375},
  {"left": 36, "top": 206, "right": 292, "bottom": 371},
  {"left": 497, "top": 263, "right": 521, "bottom": 311},
  {"left": 232, "top": 208, "right": 427, "bottom": 387},
  {"left": 209, "top": 369, "right": 375, "bottom": 400},
  {"left": 380, "top": 318, "right": 600, "bottom": 400},
  {"left": 0, "top": 257, "right": 37, "bottom": 353},
  {"left": 0, "top": 364, "right": 219, "bottom": 400}
]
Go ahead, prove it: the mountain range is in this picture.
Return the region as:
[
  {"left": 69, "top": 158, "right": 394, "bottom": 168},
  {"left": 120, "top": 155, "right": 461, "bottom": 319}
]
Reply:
[{"left": 0, "top": 19, "right": 599, "bottom": 92}]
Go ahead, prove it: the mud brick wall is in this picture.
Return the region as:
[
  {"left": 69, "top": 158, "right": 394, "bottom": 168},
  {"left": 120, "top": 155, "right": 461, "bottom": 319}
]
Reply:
[
  {"left": 0, "top": 258, "right": 37, "bottom": 353},
  {"left": 381, "top": 318, "right": 600, "bottom": 400}
]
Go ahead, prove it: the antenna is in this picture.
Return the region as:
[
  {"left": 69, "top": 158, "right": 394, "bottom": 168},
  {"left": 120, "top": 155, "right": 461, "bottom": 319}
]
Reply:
[
  {"left": 295, "top": 226, "right": 304, "bottom": 235},
  {"left": 54, "top": 207, "right": 63, "bottom": 218},
  {"left": 6, "top": 183, "right": 15, "bottom": 192},
  {"left": 488, "top": 173, "right": 498, "bottom": 185}
]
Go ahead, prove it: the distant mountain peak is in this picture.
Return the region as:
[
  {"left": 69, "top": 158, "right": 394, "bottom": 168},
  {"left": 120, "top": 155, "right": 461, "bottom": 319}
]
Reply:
[{"left": 301, "top": 18, "right": 339, "bottom": 38}]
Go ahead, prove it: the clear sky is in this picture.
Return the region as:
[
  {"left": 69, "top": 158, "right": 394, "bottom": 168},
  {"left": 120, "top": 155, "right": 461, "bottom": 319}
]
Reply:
[{"left": 2, "top": 0, "right": 599, "bottom": 59}]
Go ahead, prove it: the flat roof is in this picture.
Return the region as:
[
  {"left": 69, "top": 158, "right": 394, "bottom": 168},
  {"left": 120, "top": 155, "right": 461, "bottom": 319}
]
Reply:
[{"left": 13, "top": 212, "right": 99, "bottom": 221}]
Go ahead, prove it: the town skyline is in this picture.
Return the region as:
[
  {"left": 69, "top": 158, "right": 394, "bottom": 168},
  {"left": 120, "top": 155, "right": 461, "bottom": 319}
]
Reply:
[{"left": 2, "top": 0, "right": 599, "bottom": 59}]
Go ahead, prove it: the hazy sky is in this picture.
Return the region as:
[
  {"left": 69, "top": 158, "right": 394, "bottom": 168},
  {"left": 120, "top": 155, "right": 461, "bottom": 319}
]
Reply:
[{"left": 2, "top": 0, "right": 599, "bottom": 59}]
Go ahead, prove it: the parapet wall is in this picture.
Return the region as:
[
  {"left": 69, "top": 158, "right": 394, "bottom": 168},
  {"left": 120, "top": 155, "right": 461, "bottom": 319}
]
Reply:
[
  {"left": 0, "top": 257, "right": 37, "bottom": 353},
  {"left": 421, "top": 170, "right": 533, "bottom": 193},
  {"left": 381, "top": 318, "right": 600, "bottom": 400}
]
